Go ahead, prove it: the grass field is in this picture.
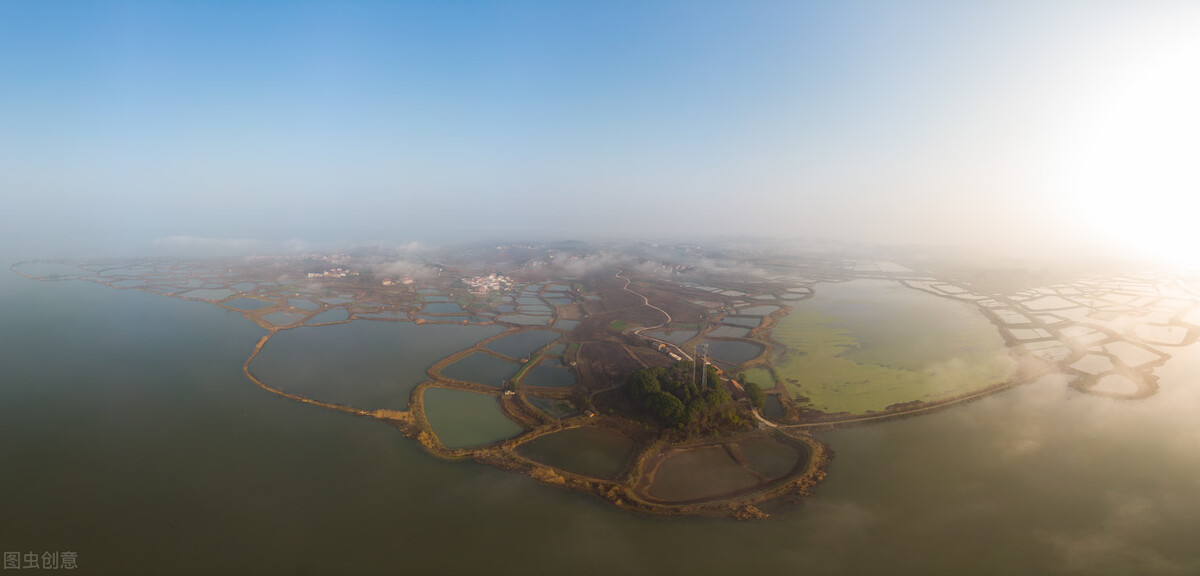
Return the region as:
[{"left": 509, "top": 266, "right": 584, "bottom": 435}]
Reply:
[{"left": 768, "top": 280, "right": 1015, "bottom": 414}]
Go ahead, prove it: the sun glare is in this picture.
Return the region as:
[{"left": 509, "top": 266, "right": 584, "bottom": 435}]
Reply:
[{"left": 1057, "top": 16, "right": 1200, "bottom": 268}]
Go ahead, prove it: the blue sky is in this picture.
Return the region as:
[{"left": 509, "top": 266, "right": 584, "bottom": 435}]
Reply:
[{"left": 3, "top": 1, "right": 1198, "bottom": 260}]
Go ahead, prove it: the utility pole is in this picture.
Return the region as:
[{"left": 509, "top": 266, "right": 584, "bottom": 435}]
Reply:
[{"left": 691, "top": 345, "right": 697, "bottom": 388}]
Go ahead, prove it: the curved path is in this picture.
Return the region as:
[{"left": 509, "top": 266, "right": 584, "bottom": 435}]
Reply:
[
  {"left": 616, "top": 270, "right": 671, "bottom": 331},
  {"left": 615, "top": 270, "right": 693, "bottom": 362}
]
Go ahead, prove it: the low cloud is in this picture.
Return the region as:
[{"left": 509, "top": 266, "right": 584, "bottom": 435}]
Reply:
[
  {"left": 152, "top": 235, "right": 260, "bottom": 254},
  {"left": 377, "top": 259, "right": 435, "bottom": 279},
  {"left": 690, "top": 256, "right": 769, "bottom": 279}
]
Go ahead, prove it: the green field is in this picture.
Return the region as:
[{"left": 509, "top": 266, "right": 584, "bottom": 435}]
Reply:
[
  {"left": 768, "top": 280, "right": 1015, "bottom": 414},
  {"left": 743, "top": 367, "right": 776, "bottom": 391}
]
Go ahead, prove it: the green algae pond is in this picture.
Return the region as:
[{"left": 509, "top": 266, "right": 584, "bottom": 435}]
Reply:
[{"left": 771, "top": 279, "right": 1014, "bottom": 414}]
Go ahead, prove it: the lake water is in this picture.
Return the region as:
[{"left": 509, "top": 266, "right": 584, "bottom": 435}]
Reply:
[{"left": 4, "top": 265, "right": 1200, "bottom": 574}]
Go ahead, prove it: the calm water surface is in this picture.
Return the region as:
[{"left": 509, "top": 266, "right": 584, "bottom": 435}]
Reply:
[
  {"left": 518, "top": 427, "right": 635, "bottom": 479},
  {"left": 3, "top": 265, "right": 1200, "bottom": 574},
  {"left": 251, "top": 320, "right": 502, "bottom": 410},
  {"left": 485, "top": 330, "right": 559, "bottom": 359},
  {"left": 422, "top": 388, "right": 523, "bottom": 448}
]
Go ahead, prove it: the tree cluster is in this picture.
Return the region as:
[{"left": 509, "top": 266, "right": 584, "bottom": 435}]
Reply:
[
  {"left": 625, "top": 361, "right": 743, "bottom": 434},
  {"left": 735, "top": 373, "right": 767, "bottom": 411}
]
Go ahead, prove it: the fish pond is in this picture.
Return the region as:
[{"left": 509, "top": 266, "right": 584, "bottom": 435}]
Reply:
[
  {"left": 721, "top": 316, "right": 762, "bottom": 328},
  {"left": 440, "top": 352, "right": 521, "bottom": 387},
  {"left": 485, "top": 330, "right": 559, "bottom": 359},
  {"left": 225, "top": 297, "right": 275, "bottom": 311},
  {"left": 706, "top": 340, "right": 764, "bottom": 367},
  {"left": 520, "top": 359, "right": 576, "bottom": 388},
  {"left": 251, "top": 321, "right": 503, "bottom": 410},
  {"left": 518, "top": 427, "right": 635, "bottom": 479},
  {"left": 497, "top": 314, "right": 553, "bottom": 326},
  {"left": 422, "top": 388, "right": 523, "bottom": 449},
  {"left": 305, "top": 308, "right": 350, "bottom": 324}
]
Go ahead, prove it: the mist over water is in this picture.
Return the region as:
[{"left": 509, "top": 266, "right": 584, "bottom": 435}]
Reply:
[{"left": 2, "top": 259, "right": 1199, "bottom": 574}]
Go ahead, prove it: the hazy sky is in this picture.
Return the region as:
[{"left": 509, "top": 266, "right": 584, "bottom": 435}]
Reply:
[{"left": 2, "top": 1, "right": 1198, "bottom": 260}]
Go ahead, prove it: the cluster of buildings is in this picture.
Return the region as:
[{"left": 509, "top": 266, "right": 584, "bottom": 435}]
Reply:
[
  {"left": 464, "top": 273, "right": 514, "bottom": 294},
  {"left": 381, "top": 277, "right": 415, "bottom": 287},
  {"left": 307, "top": 267, "right": 357, "bottom": 279}
]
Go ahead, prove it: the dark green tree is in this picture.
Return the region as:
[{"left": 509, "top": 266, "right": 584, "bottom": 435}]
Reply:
[{"left": 744, "top": 382, "right": 766, "bottom": 410}]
